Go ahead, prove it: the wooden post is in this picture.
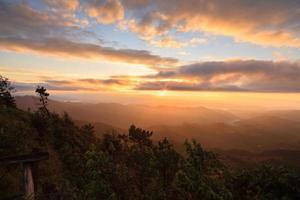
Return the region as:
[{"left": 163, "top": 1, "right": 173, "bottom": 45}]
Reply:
[
  {"left": 0, "top": 152, "right": 49, "bottom": 199},
  {"left": 23, "top": 162, "right": 35, "bottom": 199}
]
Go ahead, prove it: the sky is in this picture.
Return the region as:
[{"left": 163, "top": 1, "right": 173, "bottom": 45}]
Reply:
[{"left": 1, "top": 0, "right": 300, "bottom": 109}]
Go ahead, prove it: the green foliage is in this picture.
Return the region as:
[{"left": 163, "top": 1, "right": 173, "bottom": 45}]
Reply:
[
  {"left": 0, "top": 108, "right": 39, "bottom": 197},
  {"left": 154, "top": 138, "right": 180, "bottom": 198},
  {"left": 229, "top": 165, "right": 300, "bottom": 200},
  {"left": 83, "top": 145, "right": 117, "bottom": 199},
  {"left": 0, "top": 108, "right": 38, "bottom": 156},
  {"left": 174, "top": 140, "right": 231, "bottom": 200}
]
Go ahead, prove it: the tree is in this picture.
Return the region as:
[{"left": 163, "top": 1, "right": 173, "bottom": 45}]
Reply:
[
  {"left": 0, "top": 75, "right": 16, "bottom": 108},
  {"left": 129, "top": 125, "right": 153, "bottom": 147},
  {"left": 127, "top": 125, "right": 157, "bottom": 199},
  {"left": 83, "top": 146, "right": 117, "bottom": 200},
  {"left": 230, "top": 165, "right": 300, "bottom": 200},
  {"left": 174, "top": 140, "right": 231, "bottom": 200},
  {"left": 154, "top": 138, "right": 180, "bottom": 198},
  {"left": 35, "top": 86, "right": 50, "bottom": 115},
  {"left": 81, "top": 124, "right": 95, "bottom": 136}
]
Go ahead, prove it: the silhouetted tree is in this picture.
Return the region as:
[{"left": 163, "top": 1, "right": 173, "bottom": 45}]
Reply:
[
  {"left": 129, "top": 125, "right": 153, "bottom": 147},
  {"left": 35, "top": 86, "right": 50, "bottom": 115},
  {"left": 31, "top": 86, "right": 51, "bottom": 139},
  {"left": 81, "top": 124, "right": 94, "bottom": 135},
  {"left": 0, "top": 75, "right": 16, "bottom": 108}
]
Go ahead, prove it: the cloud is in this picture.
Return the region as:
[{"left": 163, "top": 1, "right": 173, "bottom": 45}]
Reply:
[
  {"left": 84, "top": 0, "right": 124, "bottom": 24},
  {"left": 150, "top": 37, "right": 207, "bottom": 48},
  {"left": 272, "top": 51, "right": 290, "bottom": 61},
  {"left": 136, "top": 60, "right": 300, "bottom": 92},
  {"left": 123, "top": 0, "right": 149, "bottom": 9},
  {"left": 121, "top": 14, "right": 170, "bottom": 40},
  {"left": 44, "top": 0, "right": 80, "bottom": 11},
  {"left": 13, "top": 77, "right": 134, "bottom": 92},
  {"left": 189, "top": 38, "right": 207, "bottom": 46},
  {"left": 0, "top": 1, "right": 85, "bottom": 40},
  {"left": 3, "top": 0, "right": 300, "bottom": 51},
  {"left": 0, "top": 37, "right": 178, "bottom": 68},
  {"left": 122, "top": 0, "right": 300, "bottom": 48},
  {"left": 46, "top": 78, "right": 129, "bottom": 86},
  {"left": 177, "top": 51, "right": 189, "bottom": 56},
  {"left": 0, "top": 1, "right": 178, "bottom": 68},
  {"left": 150, "top": 37, "right": 186, "bottom": 48},
  {"left": 136, "top": 81, "right": 246, "bottom": 92},
  {"left": 9, "top": 60, "right": 300, "bottom": 92},
  {"left": 14, "top": 82, "right": 100, "bottom": 92}
]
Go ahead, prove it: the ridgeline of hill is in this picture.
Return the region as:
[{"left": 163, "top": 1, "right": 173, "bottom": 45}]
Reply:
[
  {"left": 15, "top": 96, "right": 238, "bottom": 127},
  {"left": 16, "top": 96, "right": 300, "bottom": 151}
]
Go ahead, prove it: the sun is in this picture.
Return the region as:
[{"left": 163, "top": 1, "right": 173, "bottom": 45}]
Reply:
[{"left": 157, "top": 90, "right": 168, "bottom": 96}]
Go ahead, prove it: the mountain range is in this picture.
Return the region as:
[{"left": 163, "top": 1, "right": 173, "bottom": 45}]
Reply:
[{"left": 16, "top": 96, "right": 300, "bottom": 152}]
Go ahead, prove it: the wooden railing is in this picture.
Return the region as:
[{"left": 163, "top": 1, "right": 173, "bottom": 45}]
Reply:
[{"left": 0, "top": 152, "right": 49, "bottom": 199}]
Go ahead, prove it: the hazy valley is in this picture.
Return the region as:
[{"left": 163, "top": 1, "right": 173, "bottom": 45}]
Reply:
[{"left": 16, "top": 96, "right": 300, "bottom": 152}]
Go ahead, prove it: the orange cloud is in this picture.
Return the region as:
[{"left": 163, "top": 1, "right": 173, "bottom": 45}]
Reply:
[
  {"left": 122, "top": 0, "right": 300, "bottom": 48},
  {"left": 85, "top": 0, "right": 124, "bottom": 24},
  {"left": 44, "top": 0, "right": 79, "bottom": 11},
  {"left": 13, "top": 77, "right": 136, "bottom": 92},
  {"left": 122, "top": 16, "right": 169, "bottom": 40}
]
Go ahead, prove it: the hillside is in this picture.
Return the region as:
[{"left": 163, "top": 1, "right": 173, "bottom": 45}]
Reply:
[{"left": 1, "top": 105, "right": 300, "bottom": 199}]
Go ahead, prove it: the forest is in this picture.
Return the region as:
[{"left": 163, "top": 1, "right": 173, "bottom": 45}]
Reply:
[{"left": 1, "top": 75, "right": 300, "bottom": 199}]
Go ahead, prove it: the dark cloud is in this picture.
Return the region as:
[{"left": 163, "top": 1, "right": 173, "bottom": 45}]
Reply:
[
  {"left": 176, "top": 60, "right": 300, "bottom": 78},
  {"left": 11, "top": 60, "right": 300, "bottom": 92},
  {"left": 46, "top": 78, "right": 128, "bottom": 86},
  {"left": 78, "top": 78, "right": 127, "bottom": 85},
  {"left": 136, "top": 81, "right": 247, "bottom": 92},
  {"left": 136, "top": 60, "right": 300, "bottom": 92}
]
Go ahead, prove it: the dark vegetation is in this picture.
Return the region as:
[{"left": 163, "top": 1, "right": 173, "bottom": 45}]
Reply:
[{"left": 1, "top": 76, "right": 300, "bottom": 199}]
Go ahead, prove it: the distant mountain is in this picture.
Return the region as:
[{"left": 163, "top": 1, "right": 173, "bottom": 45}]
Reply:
[
  {"left": 15, "top": 96, "right": 238, "bottom": 128},
  {"left": 264, "top": 110, "right": 300, "bottom": 122},
  {"left": 15, "top": 96, "right": 300, "bottom": 152},
  {"left": 149, "top": 116, "right": 300, "bottom": 151},
  {"left": 218, "top": 149, "right": 300, "bottom": 169},
  {"left": 75, "top": 120, "right": 125, "bottom": 138}
]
